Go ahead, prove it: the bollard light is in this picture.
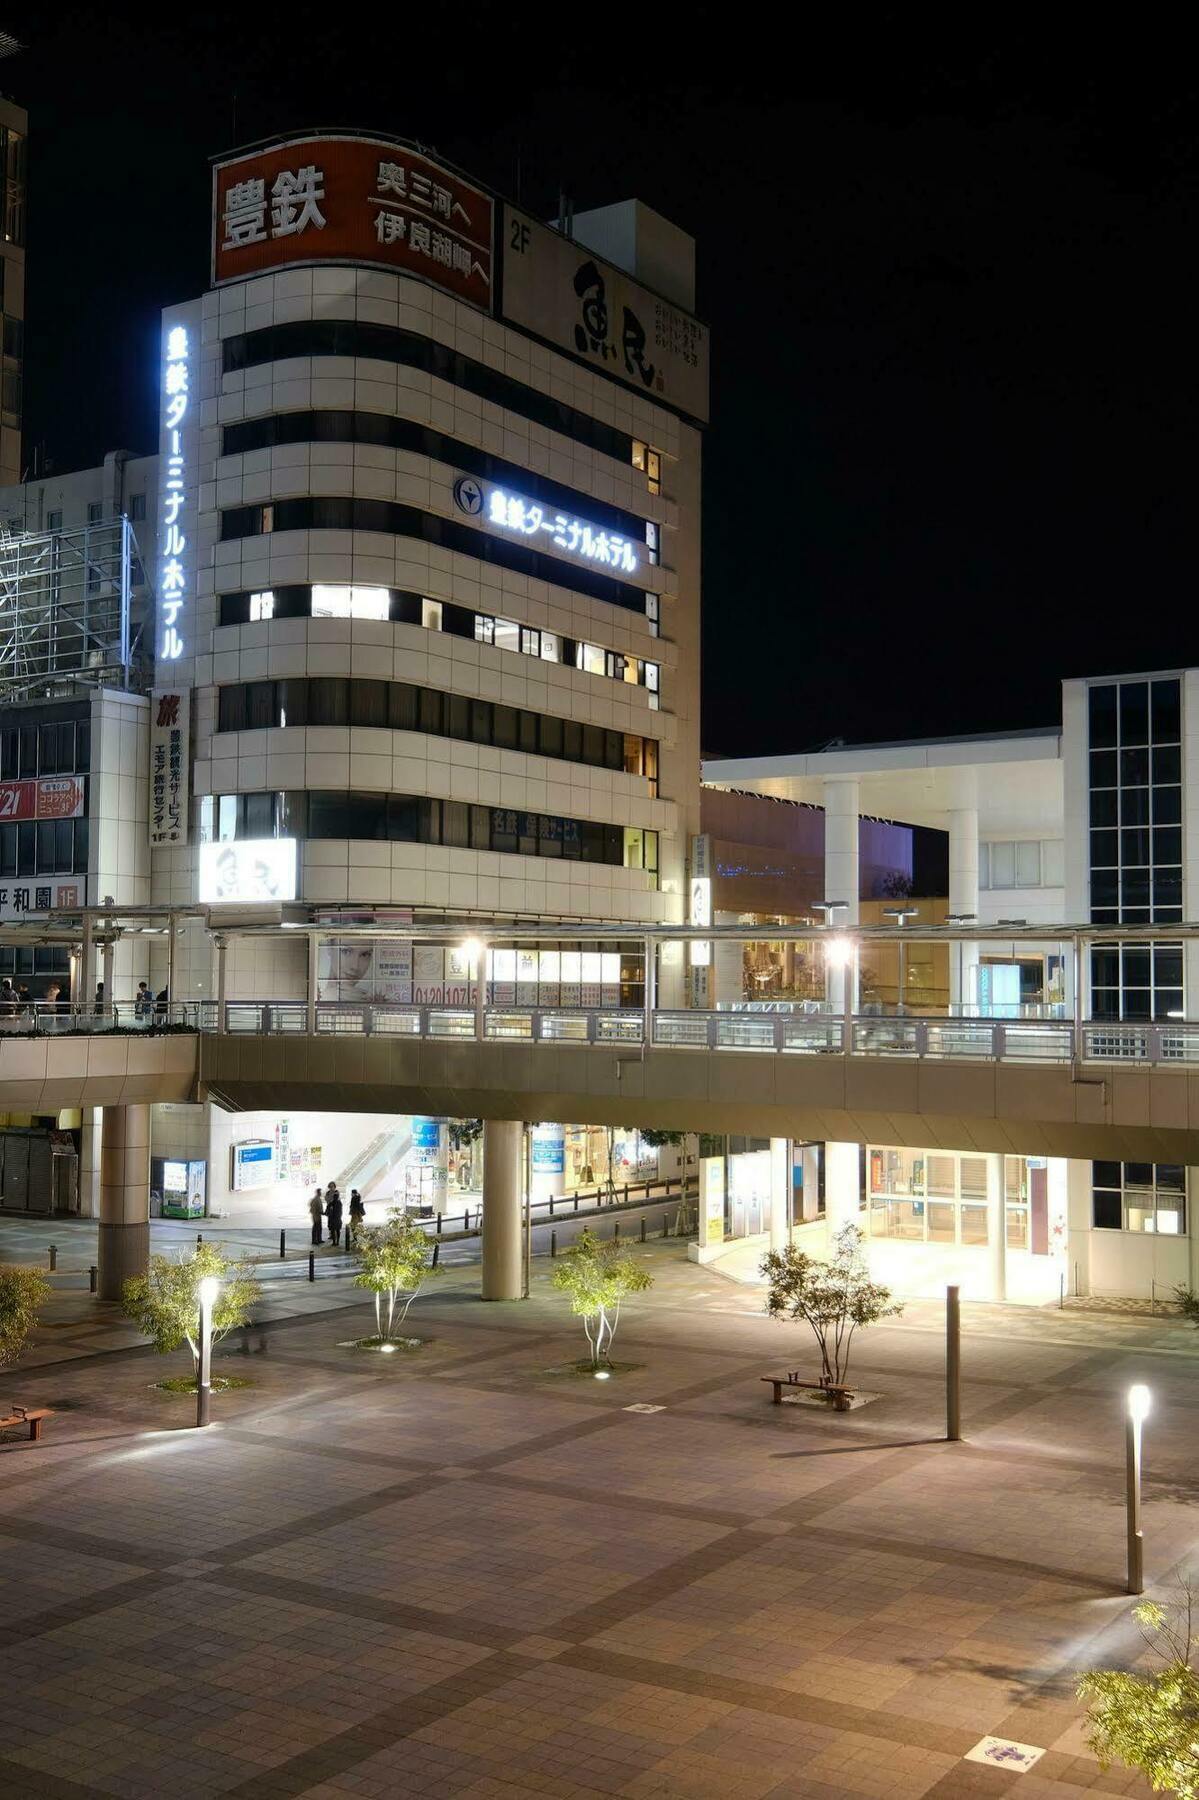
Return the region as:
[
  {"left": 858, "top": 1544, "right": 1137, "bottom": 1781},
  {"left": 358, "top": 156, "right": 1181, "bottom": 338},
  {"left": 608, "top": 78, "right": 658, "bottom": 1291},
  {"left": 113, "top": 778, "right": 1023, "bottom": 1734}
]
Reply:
[
  {"left": 196, "top": 1276, "right": 220, "bottom": 1430},
  {"left": 1125, "top": 1383, "right": 1151, "bottom": 1594}
]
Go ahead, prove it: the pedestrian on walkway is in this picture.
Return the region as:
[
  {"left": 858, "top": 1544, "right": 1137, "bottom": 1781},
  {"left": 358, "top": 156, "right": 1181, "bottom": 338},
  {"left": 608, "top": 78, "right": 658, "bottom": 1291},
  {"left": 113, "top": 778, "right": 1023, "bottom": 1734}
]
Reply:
[
  {"left": 135, "top": 981, "right": 153, "bottom": 1022},
  {"left": 325, "top": 1183, "right": 343, "bottom": 1247},
  {"left": 348, "top": 1189, "right": 365, "bottom": 1245},
  {"left": 309, "top": 1188, "right": 324, "bottom": 1245}
]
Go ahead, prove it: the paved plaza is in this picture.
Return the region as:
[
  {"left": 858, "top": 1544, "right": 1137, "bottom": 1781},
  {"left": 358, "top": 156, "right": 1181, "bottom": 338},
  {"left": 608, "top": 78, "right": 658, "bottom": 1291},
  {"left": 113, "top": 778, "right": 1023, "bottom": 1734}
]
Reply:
[{"left": 1, "top": 1241, "right": 1196, "bottom": 1798}]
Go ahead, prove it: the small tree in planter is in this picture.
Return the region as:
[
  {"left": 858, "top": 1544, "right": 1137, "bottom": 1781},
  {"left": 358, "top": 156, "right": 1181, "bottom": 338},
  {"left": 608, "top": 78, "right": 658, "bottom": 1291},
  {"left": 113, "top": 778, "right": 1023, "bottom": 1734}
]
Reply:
[
  {"left": 352, "top": 1207, "right": 440, "bottom": 1347},
  {"left": 122, "top": 1243, "right": 261, "bottom": 1390},
  {"left": 1077, "top": 1582, "right": 1199, "bottom": 1797},
  {"left": 760, "top": 1224, "right": 901, "bottom": 1407},
  {"left": 0, "top": 1264, "right": 51, "bottom": 1399},
  {"left": 551, "top": 1227, "right": 653, "bottom": 1368}
]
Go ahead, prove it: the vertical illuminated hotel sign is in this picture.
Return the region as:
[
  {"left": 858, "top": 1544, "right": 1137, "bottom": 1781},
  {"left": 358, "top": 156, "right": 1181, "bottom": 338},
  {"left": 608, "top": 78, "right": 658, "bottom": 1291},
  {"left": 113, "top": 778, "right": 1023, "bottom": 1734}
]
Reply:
[{"left": 156, "top": 300, "right": 202, "bottom": 682}]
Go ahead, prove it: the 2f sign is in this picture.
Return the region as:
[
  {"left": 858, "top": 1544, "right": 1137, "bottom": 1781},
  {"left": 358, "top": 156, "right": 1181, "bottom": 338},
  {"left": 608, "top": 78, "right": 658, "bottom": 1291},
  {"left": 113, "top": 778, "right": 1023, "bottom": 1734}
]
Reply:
[{"left": 509, "top": 218, "right": 530, "bottom": 254}]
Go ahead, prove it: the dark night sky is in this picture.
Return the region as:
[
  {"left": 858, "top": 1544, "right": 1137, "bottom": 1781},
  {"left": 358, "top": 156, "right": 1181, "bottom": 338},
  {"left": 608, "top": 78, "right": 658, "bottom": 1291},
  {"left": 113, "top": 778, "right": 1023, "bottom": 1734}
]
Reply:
[{"left": 7, "top": 9, "right": 1195, "bottom": 756}]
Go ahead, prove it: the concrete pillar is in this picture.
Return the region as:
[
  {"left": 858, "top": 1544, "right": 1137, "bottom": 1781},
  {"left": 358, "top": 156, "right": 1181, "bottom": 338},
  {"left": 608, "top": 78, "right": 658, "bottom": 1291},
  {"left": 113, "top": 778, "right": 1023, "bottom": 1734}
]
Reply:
[
  {"left": 823, "top": 778, "right": 859, "bottom": 1014},
  {"left": 769, "top": 1137, "right": 790, "bottom": 1249},
  {"left": 985, "top": 1151, "right": 1006, "bottom": 1301},
  {"left": 529, "top": 1122, "right": 566, "bottom": 1208},
  {"left": 98, "top": 1103, "right": 151, "bottom": 1300},
  {"left": 949, "top": 807, "right": 980, "bottom": 1013},
  {"left": 824, "top": 1141, "right": 861, "bottom": 1242},
  {"left": 481, "top": 1120, "right": 524, "bottom": 1300}
]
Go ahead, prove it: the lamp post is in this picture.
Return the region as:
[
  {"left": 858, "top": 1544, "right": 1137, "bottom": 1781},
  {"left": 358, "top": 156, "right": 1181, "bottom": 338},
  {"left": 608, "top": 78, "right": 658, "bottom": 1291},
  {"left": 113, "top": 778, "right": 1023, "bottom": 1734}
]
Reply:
[
  {"left": 461, "top": 937, "right": 486, "bottom": 1040},
  {"left": 883, "top": 905, "right": 919, "bottom": 1014},
  {"left": 196, "top": 1276, "right": 219, "bottom": 1429},
  {"left": 1126, "top": 1384, "right": 1150, "bottom": 1594}
]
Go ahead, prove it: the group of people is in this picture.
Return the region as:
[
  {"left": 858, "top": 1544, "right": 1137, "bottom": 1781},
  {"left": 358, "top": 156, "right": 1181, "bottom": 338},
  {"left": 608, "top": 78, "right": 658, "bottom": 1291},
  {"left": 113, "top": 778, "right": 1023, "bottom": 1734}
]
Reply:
[
  {"left": 309, "top": 1182, "right": 366, "bottom": 1247},
  {"left": 0, "top": 977, "right": 56, "bottom": 1018}
]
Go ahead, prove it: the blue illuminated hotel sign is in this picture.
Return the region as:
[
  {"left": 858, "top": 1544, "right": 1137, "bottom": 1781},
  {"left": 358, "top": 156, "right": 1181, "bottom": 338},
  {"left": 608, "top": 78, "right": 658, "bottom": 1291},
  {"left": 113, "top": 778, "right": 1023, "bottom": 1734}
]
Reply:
[{"left": 454, "top": 474, "right": 640, "bottom": 575}]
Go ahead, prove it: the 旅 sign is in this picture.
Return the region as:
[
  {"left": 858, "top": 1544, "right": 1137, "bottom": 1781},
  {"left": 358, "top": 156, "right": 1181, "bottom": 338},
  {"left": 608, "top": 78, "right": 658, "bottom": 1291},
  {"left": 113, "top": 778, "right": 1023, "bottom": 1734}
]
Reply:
[
  {"left": 212, "top": 135, "right": 494, "bottom": 312},
  {"left": 149, "top": 689, "right": 190, "bottom": 847}
]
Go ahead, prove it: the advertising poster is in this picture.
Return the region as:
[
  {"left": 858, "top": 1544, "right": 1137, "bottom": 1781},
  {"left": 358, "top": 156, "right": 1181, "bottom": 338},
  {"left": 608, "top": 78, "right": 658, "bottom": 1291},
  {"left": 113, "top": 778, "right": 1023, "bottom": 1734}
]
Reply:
[
  {"left": 200, "top": 838, "right": 297, "bottom": 904},
  {"left": 318, "top": 938, "right": 414, "bottom": 1004},
  {"left": 0, "top": 776, "right": 86, "bottom": 823}
]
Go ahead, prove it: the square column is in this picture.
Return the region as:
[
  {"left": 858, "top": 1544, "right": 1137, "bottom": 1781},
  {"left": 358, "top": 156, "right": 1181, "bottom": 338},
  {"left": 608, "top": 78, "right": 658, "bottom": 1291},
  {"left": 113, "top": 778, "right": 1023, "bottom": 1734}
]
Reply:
[
  {"left": 985, "top": 1150, "right": 1006, "bottom": 1301},
  {"left": 98, "top": 1103, "right": 151, "bottom": 1301},
  {"left": 824, "top": 1142, "right": 862, "bottom": 1241},
  {"left": 769, "top": 1138, "right": 790, "bottom": 1249},
  {"left": 823, "top": 778, "right": 859, "bottom": 1014},
  {"left": 949, "top": 807, "right": 980, "bottom": 1014}
]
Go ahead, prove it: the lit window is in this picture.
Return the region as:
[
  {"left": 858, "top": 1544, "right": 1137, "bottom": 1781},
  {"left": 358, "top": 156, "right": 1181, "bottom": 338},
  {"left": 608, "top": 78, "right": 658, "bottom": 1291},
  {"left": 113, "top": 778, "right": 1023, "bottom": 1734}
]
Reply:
[
  {"left": 312, "top": 585, "right": 350, "bottom": 618},
  {"left": 249, "top": 590, "right": 275, "bottom": 621},
  {"left": 474, "top": 615, "right": 495, "bottom": 645},
  {"left": 580, "top": 642, "right": 605, "bottom": 677},
  {"left": 645, "top": 662, "right": 659, "bottom": 692},
  {"left": 521, "top": 627, "right": 540, "bottom": 656},
  {"left": 646, "top": 450, "right": 661, "bottom": 495},
  {"left": 421, "top": 597, "right": 442, "bottom": 630},
  {"left": 494, "top": 617, "right": 519, "bottom": 653},
  {"left": 311, "top": 584, "right": 389, "bottom": 620},
  {"left": 540, "top": 631, "right": 559, "bottom": 662},
  {"left": 631, "top": 441, "right": 647, "bottom": 471},
  {"left": 261, "top": 503, "right": 274, "bottom": 532},
  {"left": 646, "top": 521, "right": 658, "bottom": 566}
]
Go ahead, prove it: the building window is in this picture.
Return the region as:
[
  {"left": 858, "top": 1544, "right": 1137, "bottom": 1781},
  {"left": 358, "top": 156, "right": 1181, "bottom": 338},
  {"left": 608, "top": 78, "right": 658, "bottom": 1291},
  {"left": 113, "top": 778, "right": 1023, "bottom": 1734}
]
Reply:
[
  {"left": 217, "top": 677, "right": 658, "bottom": 790},
  {"left": 223, "top": 320, "right": 635, "bottom": 466},
  {"left": 201, "top": 788, "right": 659, "bottom": 885},
  {"left": 128, "top": 492, "right": 146, "bottom": 522},
  {"left": 219, "top": 496, "right": 650, "bottom": 619},
  {"left": 46, "top": 509, "right": 62, "bottom": 532},
  {"left": 1092, "top": 1161, "right": 1186, "bottom": 1234},
  {"left": 222, "top": 409, "right": 650, "bottom": 546},
  {"left": 86, "top": 501, "right": 103, "bottom": 525},
  {"left": 219, "top": 584, "right": 661, "bottom": 698},
  {"left": 866, "top": 1146, "right": 1013, "bottom": 1244}
]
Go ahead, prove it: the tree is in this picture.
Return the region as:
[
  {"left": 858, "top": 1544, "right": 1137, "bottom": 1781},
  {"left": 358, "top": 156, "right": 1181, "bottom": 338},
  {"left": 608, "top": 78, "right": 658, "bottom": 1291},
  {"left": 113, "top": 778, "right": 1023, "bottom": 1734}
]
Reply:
[
  {"left": 637, "top": 1129, "right": 684, "bottom": 1149},
  {"left": 1078, "top": 1585, "right": 1199, "bottom": 1797},
  {"left": 0, "top": 1264, "right": 50, "bottom": 1375},
  {"left": 760, "top": 1224, "right": 901, "bottom": 1401},
  {"left": 121, "top": 1243, "right": 261, "bottom": 1380},
  {"left": 446, "top": 1119, "right": 482, "bottom": 1152},
  {"left": 353, "top": 1206, "right": 440, "bottom": 1341},
  {"left": 1174, "top": 1286, "right": 1199, "bottom": 1328},
  {"left": 551, "top": 1227, "right": 653, "bottom": 1367}
]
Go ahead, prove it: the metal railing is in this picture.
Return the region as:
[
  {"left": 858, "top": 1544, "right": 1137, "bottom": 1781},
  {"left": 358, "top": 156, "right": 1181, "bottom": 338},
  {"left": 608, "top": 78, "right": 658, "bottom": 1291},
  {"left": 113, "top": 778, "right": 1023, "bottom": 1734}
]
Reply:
[{"left": 7, "top": 997, "right": 1199, "bottom": 1069}]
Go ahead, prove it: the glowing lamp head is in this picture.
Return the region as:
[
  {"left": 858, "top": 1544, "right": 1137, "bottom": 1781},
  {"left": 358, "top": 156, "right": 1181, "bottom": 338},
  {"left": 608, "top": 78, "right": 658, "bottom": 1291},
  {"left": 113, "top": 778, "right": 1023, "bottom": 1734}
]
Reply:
[
  {"left": 197, "top": 1277, "right": 220, "bottom": 1311},
  {"left": 460, "top": 936, "right": 485, "bottom": 967},
  {"left": 824, "top": 936, "right": 853, "bottom": 968},
  {"left": 1128, "top": 1384, "right": 1151, "bottom": 1423}
]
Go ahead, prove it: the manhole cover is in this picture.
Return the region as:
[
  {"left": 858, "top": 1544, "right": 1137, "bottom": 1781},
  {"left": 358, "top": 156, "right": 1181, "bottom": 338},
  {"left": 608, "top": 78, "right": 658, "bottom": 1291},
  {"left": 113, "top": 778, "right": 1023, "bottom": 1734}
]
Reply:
[{"left": 964, "top": 1737, "right": 1045, "bottom": 1773}]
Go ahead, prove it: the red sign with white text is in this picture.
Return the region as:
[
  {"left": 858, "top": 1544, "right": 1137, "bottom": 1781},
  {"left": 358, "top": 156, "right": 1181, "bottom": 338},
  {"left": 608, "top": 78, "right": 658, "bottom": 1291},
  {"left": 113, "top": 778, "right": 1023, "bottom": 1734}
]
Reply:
[
  {"left": 0, "top": 777, "right": 85, "bottom": 823},
  {"left": 212, "top": 135, "right": 494, "bottom": 311}
]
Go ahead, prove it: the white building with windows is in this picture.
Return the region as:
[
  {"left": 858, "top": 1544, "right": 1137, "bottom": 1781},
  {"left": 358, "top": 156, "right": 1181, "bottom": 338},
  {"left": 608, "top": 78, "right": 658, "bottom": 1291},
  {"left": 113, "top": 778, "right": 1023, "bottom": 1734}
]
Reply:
[{"left": 705, "top": 670, "right": 1199, "bottom": 1304}]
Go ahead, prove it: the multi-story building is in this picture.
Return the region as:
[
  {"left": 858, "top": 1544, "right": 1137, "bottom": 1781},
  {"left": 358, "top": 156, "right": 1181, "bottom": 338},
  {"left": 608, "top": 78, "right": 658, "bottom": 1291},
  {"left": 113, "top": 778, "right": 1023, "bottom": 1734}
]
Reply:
[
  {"left": 0, "top": 90, "right": 25, "bottom": 488},
  {"left": 705, "top": 672, "right": 1199, "bottom": 1303},
  {"left": 142, "top": 130, "right": 707, "bottom": 1210}
]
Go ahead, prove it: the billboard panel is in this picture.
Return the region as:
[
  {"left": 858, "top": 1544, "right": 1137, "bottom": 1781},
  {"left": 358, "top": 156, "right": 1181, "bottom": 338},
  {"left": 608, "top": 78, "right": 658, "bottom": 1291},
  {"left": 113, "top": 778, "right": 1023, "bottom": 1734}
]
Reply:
[
  {"left": 200, "top": 838, "right": 297, "bottom": 904},
  {"left": 501, "top": 207, "right": 709, "bottom": 422},
  {"left": 213, "top": 135, "right": 494, "bottom": 311},
  {"left": 0, "top": 777, "right": 85, "bottom": 823}
]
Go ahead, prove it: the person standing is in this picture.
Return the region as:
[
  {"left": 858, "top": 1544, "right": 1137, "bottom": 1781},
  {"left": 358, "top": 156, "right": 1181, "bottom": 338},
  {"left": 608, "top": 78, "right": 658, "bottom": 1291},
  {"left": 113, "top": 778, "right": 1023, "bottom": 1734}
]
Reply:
[
  {"left": 135, "top": 981, "right": 153, "bottom": 1022},
  {"left": 309, "top": 1188, "right": 324, "bottom": 1246},
  {"left": 347, "top": 1189, "right": 365, "bottom": 1245},
  {"left": 325, "top": 1183, "right": 343, "bottom": 1248}
]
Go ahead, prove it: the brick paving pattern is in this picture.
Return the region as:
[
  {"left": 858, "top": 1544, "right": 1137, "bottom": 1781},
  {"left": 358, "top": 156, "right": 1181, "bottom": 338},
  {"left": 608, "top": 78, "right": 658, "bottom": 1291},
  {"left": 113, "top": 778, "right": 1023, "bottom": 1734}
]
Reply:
[{"left": 0, "top": 1241, "right": 1193, "bottom": 1796}]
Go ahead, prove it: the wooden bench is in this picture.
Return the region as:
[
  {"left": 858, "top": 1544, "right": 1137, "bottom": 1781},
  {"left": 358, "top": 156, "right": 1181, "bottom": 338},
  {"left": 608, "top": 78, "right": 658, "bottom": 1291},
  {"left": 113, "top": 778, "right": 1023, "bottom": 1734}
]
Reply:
[
  {"left": 0, "top": 1406, "right": 53, "bottom": 1443},
  {"left": 761, "top": 1374, "right": 855, "bottom": 1409}
]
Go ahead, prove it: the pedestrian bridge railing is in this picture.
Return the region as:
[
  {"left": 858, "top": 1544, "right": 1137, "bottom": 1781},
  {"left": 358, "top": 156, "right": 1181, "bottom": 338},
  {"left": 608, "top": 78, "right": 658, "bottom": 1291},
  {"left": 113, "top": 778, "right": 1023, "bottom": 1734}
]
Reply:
[{"left": 5, "top": 999, "right": 1199, "bottom": 1068}]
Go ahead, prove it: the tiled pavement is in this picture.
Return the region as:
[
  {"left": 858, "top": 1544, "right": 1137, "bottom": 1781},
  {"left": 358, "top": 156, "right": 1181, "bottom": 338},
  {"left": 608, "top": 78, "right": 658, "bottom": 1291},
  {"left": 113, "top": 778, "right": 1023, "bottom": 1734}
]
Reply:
[{"left": 1, "top": 1246, "right": 1195, "bottom": 1797}]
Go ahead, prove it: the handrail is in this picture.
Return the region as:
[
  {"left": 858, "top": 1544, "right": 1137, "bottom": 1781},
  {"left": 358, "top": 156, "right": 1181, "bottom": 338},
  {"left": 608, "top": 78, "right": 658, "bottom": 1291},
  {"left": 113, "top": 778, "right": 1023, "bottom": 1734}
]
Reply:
[{"left": 5, "top": 998, "right": 1199, "bottom": 1069}]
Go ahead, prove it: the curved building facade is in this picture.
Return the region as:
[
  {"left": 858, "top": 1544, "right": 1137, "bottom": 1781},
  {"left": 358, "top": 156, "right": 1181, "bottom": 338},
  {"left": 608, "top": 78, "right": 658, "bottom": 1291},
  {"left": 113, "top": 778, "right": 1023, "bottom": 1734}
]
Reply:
[{"left": 153, "top": 133, "right": 707, "bottom": 1009}]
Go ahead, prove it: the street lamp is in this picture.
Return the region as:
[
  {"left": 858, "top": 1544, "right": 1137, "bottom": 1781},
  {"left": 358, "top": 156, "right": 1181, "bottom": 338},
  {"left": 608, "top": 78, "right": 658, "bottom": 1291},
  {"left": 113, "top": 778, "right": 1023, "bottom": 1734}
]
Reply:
[
  {"left": 883, "top": 905, "right": 919, "bottom": 1015},
  {"left": 460, "top": 936, "right": 486, "bottom": 1039},
  {"left": 813, "top": 902, "right": 851, "bottom": 1019},
  {"left": 196, "top": 1276, "right": 219, "bottom": 1429},
  {"left": 1126, "top": 1383, "right": 1151, "bottom": 1594}
]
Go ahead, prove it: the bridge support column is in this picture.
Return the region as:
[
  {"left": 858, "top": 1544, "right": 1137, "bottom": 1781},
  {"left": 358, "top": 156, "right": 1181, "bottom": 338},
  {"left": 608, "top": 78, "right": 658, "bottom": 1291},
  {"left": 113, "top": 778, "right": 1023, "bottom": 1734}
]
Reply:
[
  {"left": 986, "top": 1151, "right": 1006, "bottom": 1302},
  {"left": 949, "top": 807, "right": 980, "bottom": 1013},
  {"left": 824, "top": 1141, "right": 861, "bottom": 1243},
  {"left": 481, "top": 1120, "right": 524, "bottom": 1301},
  {"left": 98, "top": 1103, "right": 151, "bottom": 1302},
  {"left": 769, "top": 1137, "right": 790, "bottom": 1249}
]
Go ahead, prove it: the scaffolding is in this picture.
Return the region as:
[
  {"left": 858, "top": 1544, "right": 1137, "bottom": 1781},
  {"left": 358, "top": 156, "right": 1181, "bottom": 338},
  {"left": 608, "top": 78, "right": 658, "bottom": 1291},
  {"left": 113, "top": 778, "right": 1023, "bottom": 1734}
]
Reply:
[{"left": 0, "top": 517, "right": 150, "bottom": 703}]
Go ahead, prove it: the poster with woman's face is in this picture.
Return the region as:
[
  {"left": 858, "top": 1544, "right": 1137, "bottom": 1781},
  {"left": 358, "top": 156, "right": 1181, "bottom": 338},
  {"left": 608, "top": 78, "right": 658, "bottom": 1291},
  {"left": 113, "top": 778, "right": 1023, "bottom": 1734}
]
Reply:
[{"left": 318, "top": 939, "right": 414, "bottom": 1003}]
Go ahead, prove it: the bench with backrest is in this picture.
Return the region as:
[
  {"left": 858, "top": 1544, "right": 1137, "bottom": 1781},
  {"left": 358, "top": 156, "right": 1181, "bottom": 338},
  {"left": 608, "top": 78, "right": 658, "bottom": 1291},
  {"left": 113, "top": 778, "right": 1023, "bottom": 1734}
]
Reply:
[
  {"left": 0, "top": 1406, "right": 53, "bottom": 1442},
  {"left": 761, "top": 1373, "right": 855, "bottom": 1409}
]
